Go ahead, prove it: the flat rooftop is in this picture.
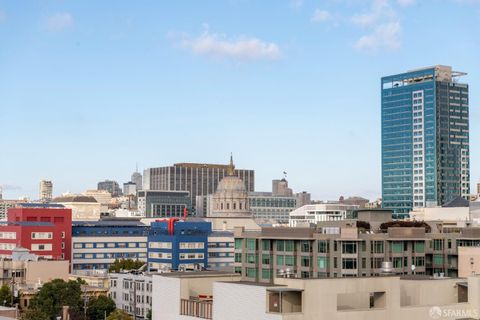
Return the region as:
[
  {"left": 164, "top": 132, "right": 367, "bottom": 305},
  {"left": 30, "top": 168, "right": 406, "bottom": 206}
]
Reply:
[{"left": 159, "top": 271, "right": 239, "bottom": 278}]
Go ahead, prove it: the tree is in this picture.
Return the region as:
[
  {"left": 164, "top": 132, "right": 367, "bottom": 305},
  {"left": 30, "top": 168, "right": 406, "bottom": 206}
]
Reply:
[
  {"left": 87, "top": 295, "right": 116, "bottom": 320},
  {"left": 21, "top": 308, "right": 50, "bottom": 320},
  {"left": 108, "top": 259, "right": 145, "bottom": 273},
  {"left": 0, "top": 284, "right": 13, "bottom": 307},
  {"left": 106, "top": 310, "right": 132, "bottom": 320},
  {"left": 28, "top": 279, "right": 84, "bottom": 319},
  {"left": 146, "top": 309, "right": 152, "bottom": 320}
]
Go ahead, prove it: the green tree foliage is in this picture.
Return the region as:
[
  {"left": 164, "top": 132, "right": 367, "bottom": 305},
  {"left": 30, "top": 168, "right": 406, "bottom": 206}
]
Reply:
[
  {"left": 106, "top": 310, "right": 132, "bottom": 320},
  {"left": 21, "top": 308, "right": 50, "bottom": 320},
  {"left": 87, "top": 295, "right": 116, "bottom": 320},
  {"left": 146, "top": 309, "right": 152, "bottom": 320},
  {"left": 0, "top": 284, "right": 13, "bottom": 307},
  {"left": 28, "top": 279, "right": 84, "bottom": 319},
  {"left": 108, "top": 259, "right": 145, "bottom": 273}
]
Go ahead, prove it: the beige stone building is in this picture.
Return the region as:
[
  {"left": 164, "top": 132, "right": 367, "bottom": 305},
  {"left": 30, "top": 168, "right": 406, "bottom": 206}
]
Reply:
[
  {"left": 152, "top": 270, "right": 480, "bottom": 320},
  {"left": 210, "top": 156, "right": 251, "bottom": 218},
  {"left": 233, "top": 211, "right": 480, "bottom": 282},
  {"left": 52, "top": 194, "right": 105, "bottom": 220}
]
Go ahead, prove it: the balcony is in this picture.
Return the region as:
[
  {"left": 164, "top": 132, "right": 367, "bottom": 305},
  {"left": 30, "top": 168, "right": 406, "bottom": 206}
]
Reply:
[{"left": 180, "top": 298, "right": 213, "bottom": 319}]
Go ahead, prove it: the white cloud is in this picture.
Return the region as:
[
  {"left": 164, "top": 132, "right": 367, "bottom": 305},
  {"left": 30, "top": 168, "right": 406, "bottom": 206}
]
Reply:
[
  {"left": 351, "top": 0, "right": 393, "bottom": 27},
  {"left": 355, "top": 21, "right": 401, "bottom": 51},
  {"left": 47, "top": 13, "right": 74, "bottom": 32},
  {"left": 397, "top": 0, "right": 415, "bottom": 6},
  {"left": 311, "top": 9, "right": 332, "bottom": 22},
  {"left": 171, "top": 28, "right": 281, "bottom": 61}
]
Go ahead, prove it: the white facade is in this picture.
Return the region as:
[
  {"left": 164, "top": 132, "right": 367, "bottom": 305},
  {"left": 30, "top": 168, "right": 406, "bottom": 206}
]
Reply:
[
  {"left": 39, "top": 180, "right": 53, "bottom": 202},
  {"left": 207, "top": 233, "right": 234, "bottom": 271},
  {"left": 72, "top": 236, "right": 147, "bottom": 271},
  {"left": 289, "top": 203, "right": 358, "bottom": 227},
  {"left": 109, "top": 272, "right": 152, "bottom": 319}
]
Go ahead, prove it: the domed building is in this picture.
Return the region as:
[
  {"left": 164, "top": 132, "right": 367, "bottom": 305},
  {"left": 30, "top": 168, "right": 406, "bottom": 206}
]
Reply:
[{"left": 210, "top": 156, "right": 251, "bottom": 217}]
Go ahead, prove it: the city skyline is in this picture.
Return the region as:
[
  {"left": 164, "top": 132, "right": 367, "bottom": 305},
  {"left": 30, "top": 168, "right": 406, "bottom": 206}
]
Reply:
[{"left": 1, "top": 1, "right": 479, "bottom": 201}]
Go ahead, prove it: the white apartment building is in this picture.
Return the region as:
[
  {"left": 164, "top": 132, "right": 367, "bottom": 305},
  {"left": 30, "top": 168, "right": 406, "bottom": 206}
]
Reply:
[
  {"left": 289, "top": 203, "right": 358, "bottom": 227},
  {"left": 207, "top": 232, "right": 234, "bottom": 271},
  {"left": 109, "top": 272, "right": 153, "bottom": 319}
]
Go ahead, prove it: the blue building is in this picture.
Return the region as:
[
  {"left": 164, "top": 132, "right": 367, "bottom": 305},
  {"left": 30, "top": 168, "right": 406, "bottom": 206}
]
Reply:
[
  {"left": 72, "top": 219, "right": 149, "bottom": 271},
  {"left": 381, "top": 65, "right": 470, "bottom": 216},
  {"left": 147, "top": 220, "right": 211, "bottom": 271}
]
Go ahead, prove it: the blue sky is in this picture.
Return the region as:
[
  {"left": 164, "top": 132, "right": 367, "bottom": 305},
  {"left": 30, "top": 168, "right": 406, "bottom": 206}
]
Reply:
[{"left": 1, "top": 0, "right": 479, "bottom": 201}]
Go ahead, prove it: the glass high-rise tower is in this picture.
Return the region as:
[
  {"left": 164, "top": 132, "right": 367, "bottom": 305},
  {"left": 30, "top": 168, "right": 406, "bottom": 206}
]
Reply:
[{"left": 381, "top": 65, "right": 470, "bottom": 216}]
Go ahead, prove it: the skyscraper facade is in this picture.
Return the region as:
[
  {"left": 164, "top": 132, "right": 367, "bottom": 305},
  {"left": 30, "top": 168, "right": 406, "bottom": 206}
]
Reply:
[
  {"left": 39, "top": 180, "right": 53, "bottom": 202},
  {"left": 97, "top": 180, "right": 122, "bottom": 197},
  {"left": 143, "top": 161, "right": 254, "bottom": 213},
  {"left": 381, "top": 65, "right": 470, "bottom": 215}
]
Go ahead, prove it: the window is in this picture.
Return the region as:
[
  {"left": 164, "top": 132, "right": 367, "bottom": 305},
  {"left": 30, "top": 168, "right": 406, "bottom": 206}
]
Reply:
[
  {"left": 246, "top": 268, "right": 256, "bottom": 278},
  {"left": 393, "top": 257, "right": 402, "bottom": 268},
  {"left": 362, "top": 258, "right": 367, "bottom": 269},
  {"left": 415, "top": 257, "right": 425, "bottom": 267},
  {"left": 277, "top": 255, "right": 284, "bottom": 266},
  {"left": 318, "top": 240, "right": 329, "bottom": 253},
  {"left": 246, "top": 239, "right": 256, "bottom": 251},
  {"left": 301, "top": 241, "right": 311, "bottom": 253},
  {"left": 371, "top": 241, "right": 384, "bottom": 254},
  {"left": 342, "top": 258, "right": 357, "bottom": 269},
  {"left": 391, "top": 242, "right": 403, "bottom": 253},
  {"left": 73, "top": 243, "right": 82, "bottom": 249},
  {"left": 301, "top": 256, "right": 310, "bottom": 267},
  {"left": 285, "top": 256, "right": 295, "bottom": 266},
  {"left": 262, "top": 268, "right": 271, "bottom": 280},
  {"left": 262, "top": 254, "right": 271, "bottom": 265},
  {"left": 179, "top": 242, "right": 204, "bottom": 249},
  {"left": 96, "top": 243, "right": 105, "bottom": 248},
  {"left": 262, "top": 240, "right": 271, "bottom": 251},
  {"left": 317, "top": 257, "right": 328, "bottom": 269},
  {"left": 285, "top": 240, "right": 295, "bottom": 252},
  {"left": 31, "top": 243, "right": 52, "bottom": 251},
  {"left": 342, "top": 241, "right": 357, "bottom": 254},
  {"left": 276, "top": 240, "right": 285, "bottom": 252},
  {"left": 246, "top": 254, "right": 256, "bottom": 264},
  {"left": 235, "top": 253, "right": 242, "bottom": 263},
  {"left": 414, "top": 241, "right": 425, "bottom": 253},
  {"left": 433, "top": 254, "right": 444, "bottom": 265},
  {"left": 433, "top": 240, "right": 443, "bottom": 251},
  {"left": 31, "top": 232, "right": 52, "bottom": 239},
  {"left": 234, "top": 239, "right": 243, "bottom": 249},
  {"left": 234, "top": 267, "right": 242, "bottom": 274}
]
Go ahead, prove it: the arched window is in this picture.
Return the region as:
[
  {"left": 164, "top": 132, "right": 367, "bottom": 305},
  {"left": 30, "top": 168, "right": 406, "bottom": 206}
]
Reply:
[
  {"left": 227, "top": 203, "right": 230, "bottom": 210},
  {"left": 233, "top": 203, "right": 236, "bottom": 210},
  {"left": 221, "top": 203, "right": 223, "bottom": 210},
  {"left": 239, "top": 203, "right": 242, "bottom": 210}
]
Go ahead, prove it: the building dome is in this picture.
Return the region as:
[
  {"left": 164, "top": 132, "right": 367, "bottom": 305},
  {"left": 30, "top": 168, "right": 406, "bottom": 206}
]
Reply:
[
  {"left": 210, "top": 155, "right": 251, "bottom": 217},
  {"left": 216, "top": 176, "right": 247, "bottom": 193}
]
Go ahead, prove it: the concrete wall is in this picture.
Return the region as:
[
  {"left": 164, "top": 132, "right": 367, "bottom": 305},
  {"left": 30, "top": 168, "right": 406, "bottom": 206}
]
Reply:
[
  {"left": 458, "top": 247, "right": 480, "bottom": 277},
  {"left": 400, "top": 278, "right": 460, "bottom": 307},
  {"left": 25, "top": 260, "right": 69, "bottom": 284},
  {"left": 213, "top": 282, "right": 282, "bottom": 320}
]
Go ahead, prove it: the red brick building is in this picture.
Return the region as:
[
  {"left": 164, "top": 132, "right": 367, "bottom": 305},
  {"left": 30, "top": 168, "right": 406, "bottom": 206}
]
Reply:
[{"left": 0, "top": 204, "right": 72, "bottom": 266}]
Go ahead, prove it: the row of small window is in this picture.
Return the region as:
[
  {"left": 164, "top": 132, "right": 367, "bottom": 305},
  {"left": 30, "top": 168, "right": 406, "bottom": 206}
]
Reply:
[
  {"left": 73, "top": 252, "right": 146, "bottom": 259},
  {"left": 0, "top": 232, "right": 61, "bottom": 240},
  {"left": 122, "top": 292, "right": 152, "bottom": 305},
  {"left": 147, "top": 252, "right": 205, "bottom": 260},
  {"left": 110, "top": 280, "right": 152, "bottom": 292},
  {"left": 121, "top": 304, "right": 149, "bottom": 317},
  {"left": 73, "top": 242, "right": 147, "bottom": 249},
  {"left": 207, "top": 242, "right": 233, "bottom": 248},
  {"left": 237, "top": 239, "right": 429, "bottom": 255},
  {"left": 148, "top": 242, "right": 205, "bottom": 249},
  {"left": 208, "top": 252, "right": 233, "bottom": 258}
]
